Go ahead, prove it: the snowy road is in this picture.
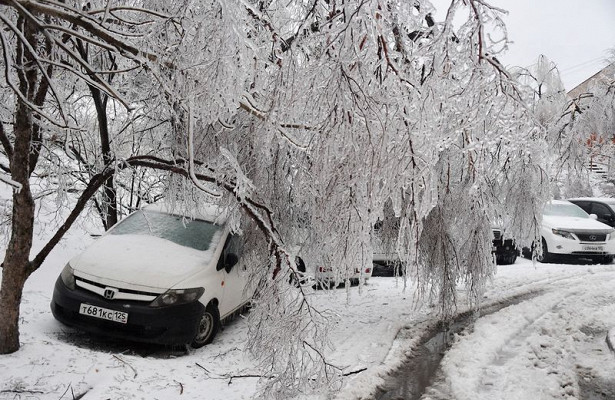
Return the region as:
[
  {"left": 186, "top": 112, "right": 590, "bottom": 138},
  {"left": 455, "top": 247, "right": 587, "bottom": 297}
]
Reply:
[{"left": 374, "top": 261, "right": 615, "bottom": 400}]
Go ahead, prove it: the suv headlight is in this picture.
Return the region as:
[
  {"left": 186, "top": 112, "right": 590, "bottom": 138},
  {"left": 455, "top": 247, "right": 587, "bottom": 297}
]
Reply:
[
  {"left": 60, "top": 263, "right": 76, "bottom": 290},
  {"left": 150, "top": 288, "right": 204, "bottom": 308},
  {"left": 552, "top": 229, "right": 575, "bottom": 240}
]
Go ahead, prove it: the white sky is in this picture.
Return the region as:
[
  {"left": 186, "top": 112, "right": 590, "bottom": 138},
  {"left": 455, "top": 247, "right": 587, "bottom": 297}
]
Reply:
[{"left": 430, "top": 0, "right": 615, "bottom": 90}]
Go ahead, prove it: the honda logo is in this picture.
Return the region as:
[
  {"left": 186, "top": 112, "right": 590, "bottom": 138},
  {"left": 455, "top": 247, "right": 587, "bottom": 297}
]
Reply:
[
  {"left": 104, "top": 287, "right": 117, "bottom": 300},
  {"left": 589, "top": 235, "right": 597, "bottom": 241}
]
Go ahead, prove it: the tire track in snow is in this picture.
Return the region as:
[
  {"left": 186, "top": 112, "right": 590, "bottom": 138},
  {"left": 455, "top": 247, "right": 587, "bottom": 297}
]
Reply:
[
  {"left": 481, "top": 268, "right": 593, "bottom": 301},
  {"left": 373, "top": 290, "right": 546, "bottom": 400},
  {"left": 429, "top": 270, "right": 615, "bottom": 400}
]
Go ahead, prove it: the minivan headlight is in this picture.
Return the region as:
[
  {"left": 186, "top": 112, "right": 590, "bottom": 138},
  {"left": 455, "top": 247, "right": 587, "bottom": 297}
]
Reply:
[
  {"left": 60, "top": 263, "right": 76, "bottom": 290},
  {"left": 150, "top": 288, "right": 204, "bottom": 308},
  {"left": 552, "top": 229, "right": 574, "bottom": 240}
]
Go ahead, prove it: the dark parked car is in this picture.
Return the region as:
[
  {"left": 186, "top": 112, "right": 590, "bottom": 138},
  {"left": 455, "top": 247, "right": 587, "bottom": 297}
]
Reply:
[
  {"left": 492, "top": 227, "right": 518, "bottom": 265},
  {"left": 568, "top": 197, "right": 615, "bottom": 227}
]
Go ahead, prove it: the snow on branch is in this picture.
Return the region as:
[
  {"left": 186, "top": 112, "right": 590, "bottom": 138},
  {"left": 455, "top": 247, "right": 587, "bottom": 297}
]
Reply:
[{"left": 247, "top": 267, "right": 340, "bottom": 398}]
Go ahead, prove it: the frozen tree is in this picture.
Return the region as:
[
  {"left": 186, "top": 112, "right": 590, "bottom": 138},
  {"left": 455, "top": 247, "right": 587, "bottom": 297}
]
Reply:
[
  {"left": 0, "top": 0, "right": 552, "bottom": 397},
  {"left": 514, "top": 56, "right": 614, "bottom": 199},
  {"left": 160, "top": 0, "right": 549, "bottom": 393},
  {"left": 0, "top": 0, "right": 146, "bottom": 354},
  {"left": 567, "top": 60, "right": 615, "bottom": 193},
  {"left": 60, "top": 63, "right": 171, "bottom": 227},
  {"left": 511, "top": 57, "right": 564, "bottom": 170},
  {"left": 514, "top": 55, "right": 568, "bottom": 127}
]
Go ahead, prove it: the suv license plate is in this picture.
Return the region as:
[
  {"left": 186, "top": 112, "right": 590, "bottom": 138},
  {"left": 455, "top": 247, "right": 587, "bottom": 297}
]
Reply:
[
  {"left": 582, "top": 245, "right": 604, "bottom": 252},
  {"left": 79, "top": 304, "right": 128, "bottom": 324}
]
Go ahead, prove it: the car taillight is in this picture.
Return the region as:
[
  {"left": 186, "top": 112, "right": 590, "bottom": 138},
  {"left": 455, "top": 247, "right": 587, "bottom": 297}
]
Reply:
[{"left": 365, "top": 268, "right": 371, "bottom": 273}]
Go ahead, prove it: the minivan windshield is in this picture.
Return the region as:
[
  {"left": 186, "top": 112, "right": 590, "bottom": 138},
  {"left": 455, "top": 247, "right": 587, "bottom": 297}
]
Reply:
[
  {"left": 110, "top": 210, "right": 221, "bottom": 251},
  {"left": 543, "top": 202, "right": 589, "bottom": 218}
]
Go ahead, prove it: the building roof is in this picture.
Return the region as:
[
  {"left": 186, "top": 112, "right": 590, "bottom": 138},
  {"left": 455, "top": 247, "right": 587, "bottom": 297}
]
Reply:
[{"left": 567, "top": 62, "right": 615, "bottom": 99}]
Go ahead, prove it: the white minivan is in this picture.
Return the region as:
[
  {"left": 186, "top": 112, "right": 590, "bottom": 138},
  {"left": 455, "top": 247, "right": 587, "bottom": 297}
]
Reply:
[{"left": 51, "top": 203, "right": 252, "bottom": 347}]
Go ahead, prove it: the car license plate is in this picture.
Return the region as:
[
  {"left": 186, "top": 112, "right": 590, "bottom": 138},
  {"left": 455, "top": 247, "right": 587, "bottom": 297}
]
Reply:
[
  {"left": 79, "top": 304, "right": 128, "bottom": 324},
  {"left": 583, "top": 245, "right": 604, "bottom": 252}
]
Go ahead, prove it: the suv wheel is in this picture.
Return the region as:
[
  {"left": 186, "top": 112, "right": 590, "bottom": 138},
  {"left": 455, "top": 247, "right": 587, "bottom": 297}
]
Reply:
[
  {"left": 537, "top": 239, "right": 551, "bottom": 263},
  {"left": 593, "top": 255, "right": 614, "bottom": 264}
]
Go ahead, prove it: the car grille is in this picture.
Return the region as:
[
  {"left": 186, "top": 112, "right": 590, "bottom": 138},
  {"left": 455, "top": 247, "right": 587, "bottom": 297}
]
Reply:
[
  {"left": 575, "top": 233, "right": 607, "bottom": 242},
  {"left": 75, "top": 277, "right": 159, "bottom": 302}
]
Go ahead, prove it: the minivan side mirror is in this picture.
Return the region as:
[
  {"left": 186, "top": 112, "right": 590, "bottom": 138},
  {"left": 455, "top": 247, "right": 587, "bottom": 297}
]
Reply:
[
  {"left": 589, "top": 213, "right": 598, "bottom": 220},
  {"left": 224, "top": 253, "right": 239, "bottom": 273}
]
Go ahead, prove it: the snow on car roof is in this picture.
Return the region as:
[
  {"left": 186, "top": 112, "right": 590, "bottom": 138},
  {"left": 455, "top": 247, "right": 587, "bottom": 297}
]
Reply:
[
  {"left": 547, "top": 199, "right": 574, "bottom": 205},
  {"left": 567, "top": 197, "right": 615, "bottom": 205},
  {"left": 143, "top": 201, "right": 228, "bottom": 224}
]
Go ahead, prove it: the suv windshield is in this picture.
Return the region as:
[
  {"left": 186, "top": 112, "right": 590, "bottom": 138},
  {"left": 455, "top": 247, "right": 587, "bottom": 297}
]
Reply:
[
  {"left": 543, "top": 203, "right": 589, "bottom": 218},
  {"left": 110, "top": 210, "right": 221, "bottom": 251}
]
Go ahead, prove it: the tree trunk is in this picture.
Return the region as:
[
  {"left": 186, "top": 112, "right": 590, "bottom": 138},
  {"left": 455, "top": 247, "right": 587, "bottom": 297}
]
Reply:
[
  {"left": 75, "top": 33, "right": 119, "bottom": 231},
  {"left": 91, "top": 86, "right": 118, "bottom": 230},
  {"left": 0, "top": 14, "right": 47, "bottom": 354},
  {"left": 0, "top": 101, "right": 36, "bottom": 354}
]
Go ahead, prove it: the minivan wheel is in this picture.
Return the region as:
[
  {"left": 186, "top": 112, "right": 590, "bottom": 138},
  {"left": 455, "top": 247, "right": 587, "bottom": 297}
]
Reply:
[{"left": 191, "top": 304, "right": 220, "bottom": 348}]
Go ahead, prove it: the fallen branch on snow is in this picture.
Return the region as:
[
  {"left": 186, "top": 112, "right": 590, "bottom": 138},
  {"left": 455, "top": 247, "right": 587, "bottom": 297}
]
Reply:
[
  {"left": 173, "top": 380, "right": 184, "bottom": 395},
  {"left": 342, "top": 367, "right": 367, "bottom": 377},
  {"left": 58, "top": 382, "right": 90, "bottom": 400},
  {"left": 0, "top": 389, "right": 45, "bottom": 395},
  {"left": 195, "top": 362, "right": 274, "bottom": 385},
  {"left": 113, "top": 354, "right": 138, "bottom": 378}
]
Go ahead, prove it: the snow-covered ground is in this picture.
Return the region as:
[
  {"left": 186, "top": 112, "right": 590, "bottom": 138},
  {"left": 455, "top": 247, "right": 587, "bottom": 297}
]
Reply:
[
  {"left": 1, "top": 221, "right": 615, "bottom": 399},
  {"left": 428, "top": 262, "right": 615, "bottom": 400}
]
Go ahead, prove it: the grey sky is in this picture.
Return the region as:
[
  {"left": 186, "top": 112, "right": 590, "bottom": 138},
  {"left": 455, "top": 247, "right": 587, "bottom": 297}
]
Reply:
[{"left": 431, "top": 0, "right": 615, "bottom": 90}]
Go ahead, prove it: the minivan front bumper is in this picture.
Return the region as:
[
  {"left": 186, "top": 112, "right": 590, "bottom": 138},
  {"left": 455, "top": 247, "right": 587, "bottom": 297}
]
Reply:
[{"left": 51, "top": 277, "right": 204, "bottom": 346}]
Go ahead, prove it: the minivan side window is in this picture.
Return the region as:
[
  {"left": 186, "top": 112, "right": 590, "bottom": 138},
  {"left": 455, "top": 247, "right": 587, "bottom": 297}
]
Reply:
[{"left": 217, "top": 235, "right": 242, "bottom": 272}]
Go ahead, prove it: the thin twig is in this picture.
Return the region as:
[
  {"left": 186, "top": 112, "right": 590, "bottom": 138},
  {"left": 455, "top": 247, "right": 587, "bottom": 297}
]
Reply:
[
  {"left": 173, "top": 380, "right": 184, "bottom": 395},
  {"left": 342, "top": 367, "right": 367, "bottom": 377},
  {"left": 0, "top": 389, "right": 45, "bottom": 394},
  {"left": 112, "top": 354, "right": 138, "bottom": 378},
  {"left": 195, "top": 362, "right": 274, "bottom": 383}
]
